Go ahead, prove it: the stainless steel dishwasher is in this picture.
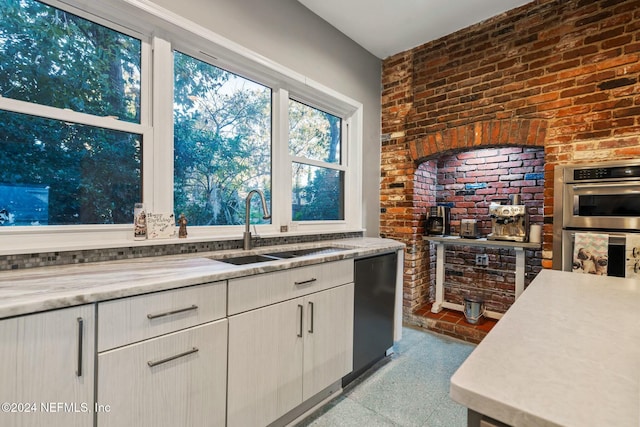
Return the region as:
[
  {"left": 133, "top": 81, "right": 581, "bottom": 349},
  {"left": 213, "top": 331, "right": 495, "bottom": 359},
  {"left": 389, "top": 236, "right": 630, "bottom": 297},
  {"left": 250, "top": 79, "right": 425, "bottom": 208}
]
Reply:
[{"left": 343, "top": 251, "right": 397, "bottom": 386}]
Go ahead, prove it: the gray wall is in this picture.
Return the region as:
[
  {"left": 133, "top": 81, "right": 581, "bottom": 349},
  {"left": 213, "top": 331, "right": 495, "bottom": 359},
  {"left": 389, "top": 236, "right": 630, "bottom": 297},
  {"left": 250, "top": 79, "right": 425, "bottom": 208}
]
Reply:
[{"left": 150, "top": 0, "right": 382, "bottom": 236}]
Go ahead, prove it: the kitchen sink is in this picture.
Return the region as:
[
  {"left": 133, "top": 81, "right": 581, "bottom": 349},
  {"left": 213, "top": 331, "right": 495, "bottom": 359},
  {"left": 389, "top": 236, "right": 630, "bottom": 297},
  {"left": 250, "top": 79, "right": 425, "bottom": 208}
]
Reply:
[
  {"left": 217, "top": 254, "right": 281, "bottom": 265},
  {"left": 264, "top": 246, "right": 346, "bottom": 259},
  {"left": 215, "top": 246, "right": 348, "bottom": 265}
]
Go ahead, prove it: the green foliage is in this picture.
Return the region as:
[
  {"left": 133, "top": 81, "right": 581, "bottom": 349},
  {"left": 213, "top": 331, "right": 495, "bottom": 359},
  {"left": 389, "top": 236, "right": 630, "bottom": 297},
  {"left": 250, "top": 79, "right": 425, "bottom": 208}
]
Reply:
[
  {"left": 0, "top": 0, "right": 141, "bottom": 225},
  {"left": 173, "top": 52, "right": 271, "bottom": 226},
  {"left": 0, "top": 0, "right": 141, "bottom": 121},
  {"left": 288, "top": 100, "right": 340, "bottom": 164},
  {"left": 289, "top": 101, "right": 343, "bottom": 221},
  {"left": 0, "top": 0, "right": 344, "bottom": 227},
  {"left": 292, "top": 165, "right": 343, "bottom": 221}
]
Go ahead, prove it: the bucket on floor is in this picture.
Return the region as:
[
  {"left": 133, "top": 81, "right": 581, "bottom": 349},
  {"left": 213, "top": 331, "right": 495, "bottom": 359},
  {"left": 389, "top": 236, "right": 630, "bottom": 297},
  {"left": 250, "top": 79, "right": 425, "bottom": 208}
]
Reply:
[{"left": 463, "top": 296, "right": 485, "bottom": 324}]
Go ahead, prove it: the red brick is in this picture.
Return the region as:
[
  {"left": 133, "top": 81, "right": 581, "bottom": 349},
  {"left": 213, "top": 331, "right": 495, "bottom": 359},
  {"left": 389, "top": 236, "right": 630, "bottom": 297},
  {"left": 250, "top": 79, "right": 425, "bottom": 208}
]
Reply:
[{"left": 381, "top": 0, "right": 640, "bottom": 320}]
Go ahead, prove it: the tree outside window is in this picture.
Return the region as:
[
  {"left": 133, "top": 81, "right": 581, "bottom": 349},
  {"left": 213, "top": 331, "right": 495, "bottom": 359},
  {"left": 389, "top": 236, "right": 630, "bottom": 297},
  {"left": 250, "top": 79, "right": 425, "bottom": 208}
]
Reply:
[
  {"left": 173, "top": 52, "right": 271, "bottom": 226},
  {"left": 0, "top": 0, "right": 142, "bottom": 225},
  {"left": 289, "top": 100, "right": 344, "bottom": 221}
]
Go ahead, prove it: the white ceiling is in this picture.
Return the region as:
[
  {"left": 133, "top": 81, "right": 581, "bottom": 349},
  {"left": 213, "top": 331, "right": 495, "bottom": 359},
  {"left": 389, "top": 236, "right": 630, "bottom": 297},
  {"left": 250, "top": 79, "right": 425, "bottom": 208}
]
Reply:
[{"left": 298, "top": 0, "right": 533, "bottom": 59}]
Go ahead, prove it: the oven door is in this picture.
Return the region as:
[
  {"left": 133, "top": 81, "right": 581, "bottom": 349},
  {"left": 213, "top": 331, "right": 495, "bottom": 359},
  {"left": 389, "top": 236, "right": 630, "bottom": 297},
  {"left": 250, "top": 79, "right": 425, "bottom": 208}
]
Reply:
[
  {"left": 563, "top": 181, "right": 640, "bottom": 230},
  {"left": 561, "top": 230, "right": 626, "bottom": 277}
]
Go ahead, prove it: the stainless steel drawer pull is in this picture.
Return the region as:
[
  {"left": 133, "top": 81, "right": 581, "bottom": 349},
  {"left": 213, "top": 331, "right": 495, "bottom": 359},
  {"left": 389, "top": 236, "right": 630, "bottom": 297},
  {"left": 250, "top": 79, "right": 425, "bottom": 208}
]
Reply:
[
  {"left": 76, "top": 317, "right": 83, "bottom": 377},
  {"left": 297, "top": 304, "right": 304, "bottom": 338},
  {"left": 308, "top": 301, "right": 314, "bottom": 334},
  {"left": 294, "top": 278, "right": 317, "bottom": 286},
  {"left": 147, "top": 304, "right": 198, "bottom": 319},
  {"left": 147, "top": 347, "right": 199, "bottom": 367}
]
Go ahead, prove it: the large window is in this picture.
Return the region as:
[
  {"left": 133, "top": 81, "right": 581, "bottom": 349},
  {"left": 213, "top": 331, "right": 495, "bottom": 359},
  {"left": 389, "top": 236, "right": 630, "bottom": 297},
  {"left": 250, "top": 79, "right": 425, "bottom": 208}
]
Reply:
[
  {"left": 173, "top": 52, "right": 271, "bottom": 226},
  {"left": 0, "top": 0, "right": 362, "bottom": 249},
  {"left": 0, "top": 111, "right": 141, "bottom": 225},
  {"left": 289, "top": 100, "right": 344, "bottom": 221},
  {"left": 0, "top": 0, "right": 143, "bottom": 226}
]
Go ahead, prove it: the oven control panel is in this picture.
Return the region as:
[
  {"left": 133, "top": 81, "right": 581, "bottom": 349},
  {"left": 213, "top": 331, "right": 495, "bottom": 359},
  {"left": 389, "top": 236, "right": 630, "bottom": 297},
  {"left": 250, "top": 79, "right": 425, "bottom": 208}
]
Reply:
[{"left": 573, "top": 165, "right": 640, "bottom": 181}]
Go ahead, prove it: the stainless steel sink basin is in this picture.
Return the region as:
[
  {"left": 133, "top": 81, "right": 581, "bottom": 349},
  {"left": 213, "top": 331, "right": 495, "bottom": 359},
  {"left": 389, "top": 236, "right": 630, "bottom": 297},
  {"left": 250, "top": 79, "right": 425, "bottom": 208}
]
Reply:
[
  {"left": 217, "top": 254, "right": 280, "bottom": 265},
  {"left": 264, "top": 246, "right": 346, "bottom": 259},
  {"left": 215, "top": 246, "right": 348, "bottom": 265}
]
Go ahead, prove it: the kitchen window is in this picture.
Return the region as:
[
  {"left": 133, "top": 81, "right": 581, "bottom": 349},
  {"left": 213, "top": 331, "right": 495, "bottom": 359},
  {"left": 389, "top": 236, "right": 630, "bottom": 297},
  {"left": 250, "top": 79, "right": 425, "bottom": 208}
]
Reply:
[
  {"left": 0, "top": 0, "right": 145, "bottom": 226},
  {"left": 289, "top": 100, "right": 344, "bottom": 221},
  {"left": 173, "top": 51, "right": 272, "bottom": 226},
  {"left": 0, "top": 0, "right": 362, "bottom": 251}
]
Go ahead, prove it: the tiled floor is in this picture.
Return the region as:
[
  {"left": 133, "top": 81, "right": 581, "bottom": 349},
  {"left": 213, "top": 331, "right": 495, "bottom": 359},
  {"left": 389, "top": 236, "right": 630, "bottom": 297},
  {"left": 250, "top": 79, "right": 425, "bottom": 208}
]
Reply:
[{"left": 297, "top": 326, "right": 476, "bottom": 427}]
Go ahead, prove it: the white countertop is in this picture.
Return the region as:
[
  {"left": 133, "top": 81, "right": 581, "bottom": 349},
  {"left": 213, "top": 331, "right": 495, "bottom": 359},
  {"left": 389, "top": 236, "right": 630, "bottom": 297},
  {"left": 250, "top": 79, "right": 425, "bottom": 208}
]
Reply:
[
  {"left": 0, "top": 237, "right": 403, "bottom": 319},
  {"left": 450, "top": 269, "right": 640, "bottom": 427}
]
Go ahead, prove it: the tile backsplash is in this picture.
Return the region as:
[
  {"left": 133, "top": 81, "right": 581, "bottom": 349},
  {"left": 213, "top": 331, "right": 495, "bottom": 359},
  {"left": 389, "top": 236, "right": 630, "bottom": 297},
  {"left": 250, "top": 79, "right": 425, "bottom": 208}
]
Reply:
[{"left": 1, "top": 231, "right": 363, "bottom": 271}]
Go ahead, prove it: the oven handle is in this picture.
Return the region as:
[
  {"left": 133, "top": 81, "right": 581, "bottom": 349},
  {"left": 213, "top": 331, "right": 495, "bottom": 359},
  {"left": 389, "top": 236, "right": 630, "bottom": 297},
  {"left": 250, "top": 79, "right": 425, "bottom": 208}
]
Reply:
[
  {"left": 571, "top": 181, "right": 640, "bottom": 194},
  {"left": 564, "top": 230, "right": 630, "bottom": 242}
]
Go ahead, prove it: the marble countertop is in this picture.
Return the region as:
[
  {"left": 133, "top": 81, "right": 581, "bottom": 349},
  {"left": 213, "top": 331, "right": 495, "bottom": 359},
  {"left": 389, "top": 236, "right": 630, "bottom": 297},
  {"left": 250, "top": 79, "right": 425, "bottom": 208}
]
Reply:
[
  {"left": 0, "top": 237, "right": 403, "bottom": 319},
  {"left": 450, "top": 269, "right": 640, "bottom": 427}
]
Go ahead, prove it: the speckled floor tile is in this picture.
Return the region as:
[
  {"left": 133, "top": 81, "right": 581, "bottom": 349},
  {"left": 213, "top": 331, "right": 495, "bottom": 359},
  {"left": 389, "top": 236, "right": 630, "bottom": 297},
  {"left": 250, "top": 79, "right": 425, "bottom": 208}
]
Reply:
[
  {"left": 421, "top": 394, "right": 468, "bottom": 427},
  {"left": 297, "top": 327, "right": 475, "bottom": 427},
  {"left": 301, "top": 396, "right": 398, "bottom": 427}
]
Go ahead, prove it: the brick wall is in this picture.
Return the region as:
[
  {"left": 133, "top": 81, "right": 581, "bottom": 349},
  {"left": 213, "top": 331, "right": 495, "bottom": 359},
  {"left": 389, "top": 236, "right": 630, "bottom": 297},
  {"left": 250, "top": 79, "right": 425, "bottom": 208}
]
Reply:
[
  {"left": 437, "top": 147, "right": 545, "bottom": 235},
  {"left": 381, "top": 0, "right": 640, "bottom": 315},
  {"left": 433, "top": 147, "right": 544, "bottom": 312}
]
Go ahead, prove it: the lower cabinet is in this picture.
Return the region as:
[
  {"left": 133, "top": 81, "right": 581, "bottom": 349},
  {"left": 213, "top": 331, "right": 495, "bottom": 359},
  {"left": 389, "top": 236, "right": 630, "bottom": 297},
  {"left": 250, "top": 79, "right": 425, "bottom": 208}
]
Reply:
[
  {"left": 227, "top": 283, "right": 354, "bottom": 427},
  {"left": 0, "top": 304, "right": 95, "bottom": 427},
  {"left": 1, "top": 258, "right": 360, "bottom": 427},
  {"left": 301, "top": 283, "right": 354, "bottom": 401},
  {"left": 97, "top": 319, "right": 228, "bottom": 427}
]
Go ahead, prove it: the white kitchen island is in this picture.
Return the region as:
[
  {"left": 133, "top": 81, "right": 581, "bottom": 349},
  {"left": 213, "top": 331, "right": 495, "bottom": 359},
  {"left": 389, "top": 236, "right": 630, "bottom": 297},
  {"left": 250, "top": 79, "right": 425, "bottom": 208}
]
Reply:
[{"left": 450, "top": 269, "right": 640, "bottom": 427}]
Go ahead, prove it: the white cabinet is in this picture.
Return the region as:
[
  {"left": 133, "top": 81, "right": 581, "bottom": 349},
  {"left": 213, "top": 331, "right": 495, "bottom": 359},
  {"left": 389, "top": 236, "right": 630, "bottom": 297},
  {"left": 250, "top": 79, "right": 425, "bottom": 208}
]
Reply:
[
  {"left": 302, "top": 283, "right": 354, "bottom": 401},
  {"left": 0, "top": 305, "right": 95, "bottom": 427},
  {"left": 227, "top": 265, "right": 354, "bottom": 427},
  {"left": 96, "top": 281, "right": 227, "bottom": 427},
  {"left": 98, "top": 280, "right": 226, "bottom": 351},
  {"left": 228, "top": 259, "right": 354, "bottom": 315},
  {"left": 227, "top": 298, "right": 303, "bottom": 427},
  {"left": 97, "top": 319, "right": 227, "bottom": 427}
]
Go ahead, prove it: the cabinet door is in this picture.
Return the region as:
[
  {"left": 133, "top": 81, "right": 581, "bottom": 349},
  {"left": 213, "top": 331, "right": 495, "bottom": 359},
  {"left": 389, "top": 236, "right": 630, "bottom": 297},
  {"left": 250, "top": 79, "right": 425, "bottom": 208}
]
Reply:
[
  {"left": 0, "top": 305, "right": 95, "bottom": 427},
  {"left": 227, "top": 298, "right": 304, "bottom": 427},
  {"left": 303, "top": 283, "right": 354, "bottom": 400},
  {"left": 97, "top": 319, "right": 227, "bottom": 427}
]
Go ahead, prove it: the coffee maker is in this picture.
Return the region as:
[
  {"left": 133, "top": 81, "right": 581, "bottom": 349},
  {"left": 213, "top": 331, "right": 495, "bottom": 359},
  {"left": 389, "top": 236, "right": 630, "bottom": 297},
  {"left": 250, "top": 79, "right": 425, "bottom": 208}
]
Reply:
[
  {"left": 487, "top": 203, "right": 529, "bottom": 242},
  {"left": 426, "top": 206, "right": 451, "bottom": 236}
]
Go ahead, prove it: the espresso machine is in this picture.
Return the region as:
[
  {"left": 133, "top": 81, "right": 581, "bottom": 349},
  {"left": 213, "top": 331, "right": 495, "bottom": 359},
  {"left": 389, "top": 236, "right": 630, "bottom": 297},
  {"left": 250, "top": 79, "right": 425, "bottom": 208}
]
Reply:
[
  {"left": 426, "top": 206, "right": 451, "bottom": 236},
  {"left": 488, "top": 203, "right": 529, "bottom": 242}
]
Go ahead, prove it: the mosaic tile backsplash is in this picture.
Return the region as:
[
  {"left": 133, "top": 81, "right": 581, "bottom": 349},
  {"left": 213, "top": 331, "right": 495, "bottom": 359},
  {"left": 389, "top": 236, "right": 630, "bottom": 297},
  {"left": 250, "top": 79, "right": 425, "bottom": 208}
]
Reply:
[{"left": 1, "top": 231, "right": 363, "bottom": 271}]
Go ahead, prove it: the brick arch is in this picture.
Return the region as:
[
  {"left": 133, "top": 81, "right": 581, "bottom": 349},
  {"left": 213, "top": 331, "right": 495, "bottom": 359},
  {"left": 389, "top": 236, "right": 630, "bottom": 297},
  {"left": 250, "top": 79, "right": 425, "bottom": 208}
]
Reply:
[{"left": 408, "top": 119, "right": 547, "bottom": 162}]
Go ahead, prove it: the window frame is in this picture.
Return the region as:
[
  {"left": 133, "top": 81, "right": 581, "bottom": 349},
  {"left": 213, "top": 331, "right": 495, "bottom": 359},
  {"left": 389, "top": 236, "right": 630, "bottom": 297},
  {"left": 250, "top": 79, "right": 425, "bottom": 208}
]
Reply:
[
  {"left": 288, "top": 97, "right": 348, "bottom": 223},
  {"left": 0, "top": 0, "right": 363, "bottom": 254}
]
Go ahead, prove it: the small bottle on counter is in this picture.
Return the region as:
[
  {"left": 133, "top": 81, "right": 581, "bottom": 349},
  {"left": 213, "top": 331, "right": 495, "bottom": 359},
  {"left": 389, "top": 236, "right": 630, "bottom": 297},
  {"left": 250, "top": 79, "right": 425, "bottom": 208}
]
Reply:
[
  {"left": 133, "top": 203, "right": 147, "bottom": 240},
  {"left": 178, "top": 213, "right": 188, "bottom": 238}
]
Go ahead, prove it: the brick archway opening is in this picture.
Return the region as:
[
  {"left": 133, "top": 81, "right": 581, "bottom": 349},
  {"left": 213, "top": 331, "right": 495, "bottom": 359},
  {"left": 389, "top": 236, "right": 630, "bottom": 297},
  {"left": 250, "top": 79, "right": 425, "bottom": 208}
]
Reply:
[{"left": 380, "top": 120, "right": 547, "bottom": 324}]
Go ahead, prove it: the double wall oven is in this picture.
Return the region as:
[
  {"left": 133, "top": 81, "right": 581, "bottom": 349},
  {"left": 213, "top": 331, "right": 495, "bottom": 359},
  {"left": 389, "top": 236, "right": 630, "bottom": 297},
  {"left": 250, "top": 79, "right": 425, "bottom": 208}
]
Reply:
[{"left": 553, "top": 159, "right": 640, "bottom": 277}]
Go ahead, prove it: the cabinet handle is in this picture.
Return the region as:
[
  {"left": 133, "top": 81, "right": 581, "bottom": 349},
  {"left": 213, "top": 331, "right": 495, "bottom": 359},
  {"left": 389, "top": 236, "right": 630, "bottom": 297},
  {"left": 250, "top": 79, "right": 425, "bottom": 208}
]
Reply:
[
  {"left": 308, "top": 301, "right": 314, "bottom": 334},
  {"left": 76, "top": 317, "right": 83, "bottom": 377},
  {"left": 294, "top": 278, "right": 317, "bottom": 286},
  {"left": 146, "top": 304, "right": 198, "bottom": 320},
  {"left": 297, "top": 304, "right": 304, "bottom": 337},
  {"left": 147, "top": 347, "right": 199, "bottom": 367}
]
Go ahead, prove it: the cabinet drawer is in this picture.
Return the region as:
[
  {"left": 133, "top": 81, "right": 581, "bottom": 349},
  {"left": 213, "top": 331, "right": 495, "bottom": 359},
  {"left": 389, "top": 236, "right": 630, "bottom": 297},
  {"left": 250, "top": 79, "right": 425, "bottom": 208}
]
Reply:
[
  {"left": 98, "top": 281, "right": 226, "bottom": 351},
  {"left": 97, "top": 319, "right": 227, "bottom": 427},
  {"left": 228, "top": 259, "right": 353, "bottom": 314}
]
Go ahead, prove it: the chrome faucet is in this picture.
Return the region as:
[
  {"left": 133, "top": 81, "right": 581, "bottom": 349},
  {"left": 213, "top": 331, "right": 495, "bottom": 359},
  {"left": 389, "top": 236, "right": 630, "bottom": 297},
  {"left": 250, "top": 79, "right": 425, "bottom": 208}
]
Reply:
[{"left": 244, "top": 189, "right": 271, "bottom": 250}]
